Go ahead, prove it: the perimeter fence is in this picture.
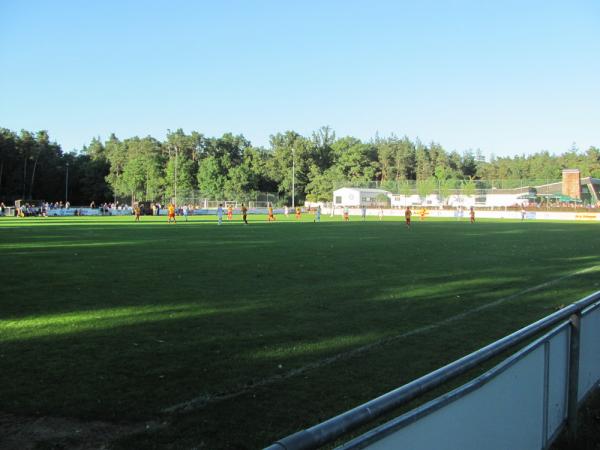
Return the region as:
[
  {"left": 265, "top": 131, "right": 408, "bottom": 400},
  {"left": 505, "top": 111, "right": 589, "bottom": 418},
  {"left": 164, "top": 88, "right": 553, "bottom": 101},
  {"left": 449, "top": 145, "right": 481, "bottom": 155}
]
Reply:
[{"left": 175, "top": 192, "right": 283, "bottom": 209}]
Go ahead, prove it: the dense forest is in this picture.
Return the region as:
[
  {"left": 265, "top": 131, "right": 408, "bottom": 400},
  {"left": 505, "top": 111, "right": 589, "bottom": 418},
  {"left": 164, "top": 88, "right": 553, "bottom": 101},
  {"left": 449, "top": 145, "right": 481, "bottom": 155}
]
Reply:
[{"left": 1, "top": 126, "right": 599, "bottom": 205}]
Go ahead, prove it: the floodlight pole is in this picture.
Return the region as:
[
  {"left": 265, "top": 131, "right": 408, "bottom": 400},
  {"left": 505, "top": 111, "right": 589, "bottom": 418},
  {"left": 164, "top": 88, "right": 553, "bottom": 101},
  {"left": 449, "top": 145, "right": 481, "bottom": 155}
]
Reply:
[
  {"left": 292, "top": 147, "right": 295, "bottom": 208},
  {"left": 65, "top": 162, "right": 69, "bottom": 204},
  {"left": 173, "top": 145, "right": 178, "bottom": 206}
]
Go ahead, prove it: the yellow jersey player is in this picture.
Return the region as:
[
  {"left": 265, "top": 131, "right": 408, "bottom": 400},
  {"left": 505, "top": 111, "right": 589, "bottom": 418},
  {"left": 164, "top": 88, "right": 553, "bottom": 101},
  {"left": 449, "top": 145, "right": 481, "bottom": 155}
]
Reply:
[
  {"left": 241, "top": 203, "right": 248, "bottom": 225},
  {"left": 267, "top": 204, "right": 275, "bottom": 222},
  {"left": 168, "top": 203, "right": 176, "bottom": 224}
]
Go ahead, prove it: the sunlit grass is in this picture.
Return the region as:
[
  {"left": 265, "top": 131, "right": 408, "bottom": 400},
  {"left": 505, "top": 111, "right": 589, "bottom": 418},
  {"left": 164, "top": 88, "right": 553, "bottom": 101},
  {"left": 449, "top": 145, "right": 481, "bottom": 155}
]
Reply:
[
  {"left": 249, "top": 333, "right": 384, "bottom": 360},
  {"left": 0, "top": 241, "right": 148, "bottom": 250},
  {"left": 0, "top": 303, "right": 263, "bottom": 341}
]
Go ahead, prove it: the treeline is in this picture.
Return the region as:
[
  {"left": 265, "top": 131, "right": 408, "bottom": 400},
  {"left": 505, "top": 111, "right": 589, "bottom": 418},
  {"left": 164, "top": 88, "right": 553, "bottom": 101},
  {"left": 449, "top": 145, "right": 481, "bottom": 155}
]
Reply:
[{"left": 1, "top": 126, "right": 599, "bottom": 205}]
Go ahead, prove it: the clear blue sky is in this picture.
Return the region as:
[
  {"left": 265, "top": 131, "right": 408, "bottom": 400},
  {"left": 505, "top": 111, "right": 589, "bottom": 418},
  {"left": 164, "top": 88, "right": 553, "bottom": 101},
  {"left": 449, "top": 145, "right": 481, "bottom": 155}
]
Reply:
[{"left": 1, "top": 0, "right": 599, "bottom": 158}]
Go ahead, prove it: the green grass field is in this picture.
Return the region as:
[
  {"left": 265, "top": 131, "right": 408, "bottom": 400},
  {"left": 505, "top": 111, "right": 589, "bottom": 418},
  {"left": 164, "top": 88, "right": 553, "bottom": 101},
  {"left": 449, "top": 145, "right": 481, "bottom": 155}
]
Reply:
[{"left": 1, "top": 214, "right": 599, "bottom": 449}]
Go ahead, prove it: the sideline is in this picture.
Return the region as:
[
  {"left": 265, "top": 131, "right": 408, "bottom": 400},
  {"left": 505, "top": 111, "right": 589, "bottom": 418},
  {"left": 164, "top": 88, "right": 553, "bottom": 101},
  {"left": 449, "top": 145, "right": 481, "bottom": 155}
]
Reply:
[{"left": 163, "top": 264, "right": 600, "bottom": 414}]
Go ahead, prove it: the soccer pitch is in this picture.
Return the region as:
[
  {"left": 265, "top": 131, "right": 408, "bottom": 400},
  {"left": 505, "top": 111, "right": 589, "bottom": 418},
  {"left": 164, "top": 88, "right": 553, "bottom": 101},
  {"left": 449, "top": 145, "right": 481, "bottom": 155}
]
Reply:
[{"left": 1, "top": 215, "right": 599, "bottom": 449}]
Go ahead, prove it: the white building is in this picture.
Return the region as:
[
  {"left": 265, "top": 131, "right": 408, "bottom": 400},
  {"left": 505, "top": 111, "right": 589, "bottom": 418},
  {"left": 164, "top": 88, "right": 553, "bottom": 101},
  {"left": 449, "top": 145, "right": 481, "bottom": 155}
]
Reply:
[
  {"left": 482, "top": 192, "right": 529, "bottom": 207},
  {"left": 389, "top": 194, "right": 439, "bottom": 207},
  {"left": 333, "top": 184, "right": 547, "bottom": 209},
  {"left": 388, "top": 192, "right": 525, "bottom": 208},
  {"left": 333, "top": 188, "right": 391, "bottom": 207}
]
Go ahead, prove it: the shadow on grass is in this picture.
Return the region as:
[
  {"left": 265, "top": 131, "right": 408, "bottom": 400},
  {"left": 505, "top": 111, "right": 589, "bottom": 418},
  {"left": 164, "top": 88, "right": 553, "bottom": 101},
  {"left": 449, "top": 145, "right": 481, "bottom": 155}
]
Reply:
[{"left": 1, "top": 268, "right": 597, "bottom": 422}]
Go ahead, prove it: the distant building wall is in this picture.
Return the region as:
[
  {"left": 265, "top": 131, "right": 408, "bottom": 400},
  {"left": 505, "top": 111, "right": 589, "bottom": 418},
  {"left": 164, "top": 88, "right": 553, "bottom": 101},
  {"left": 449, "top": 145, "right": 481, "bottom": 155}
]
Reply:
[
  {"left": 562, "top": 169, "right": 581, "bottom": 199},
  {"left": 333, "top": 188, "right": 391, "bottom": 207}
]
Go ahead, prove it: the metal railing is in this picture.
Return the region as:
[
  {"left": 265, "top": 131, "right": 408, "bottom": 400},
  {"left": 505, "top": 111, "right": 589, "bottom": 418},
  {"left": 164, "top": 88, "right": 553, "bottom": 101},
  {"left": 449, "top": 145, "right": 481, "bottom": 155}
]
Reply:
[{"left": 265, "top": 290, "right": 600, "bottom": 450}]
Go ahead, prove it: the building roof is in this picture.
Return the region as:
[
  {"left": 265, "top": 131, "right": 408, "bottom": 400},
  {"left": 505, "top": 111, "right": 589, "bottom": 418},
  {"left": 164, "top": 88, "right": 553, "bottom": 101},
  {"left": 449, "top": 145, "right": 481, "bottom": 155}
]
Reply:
[
  {"left": 582, "top": 177, "right": 600, "bottom": 185},
  {"left": 333, "top": 187, "right": 391, "bottom": 195}
]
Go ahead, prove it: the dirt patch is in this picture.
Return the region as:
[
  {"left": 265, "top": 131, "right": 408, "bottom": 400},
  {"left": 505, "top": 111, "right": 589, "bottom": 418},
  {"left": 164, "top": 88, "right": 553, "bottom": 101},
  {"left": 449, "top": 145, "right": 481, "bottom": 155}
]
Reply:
[{"left": 0, "top": 412, "right": 162, "bottom": 450}]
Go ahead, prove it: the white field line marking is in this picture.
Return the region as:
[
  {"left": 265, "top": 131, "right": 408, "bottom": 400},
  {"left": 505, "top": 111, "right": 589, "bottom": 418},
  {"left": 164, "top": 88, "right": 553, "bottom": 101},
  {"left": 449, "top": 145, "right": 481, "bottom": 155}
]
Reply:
[{"left": 163, "top": 265, "right": 600, "bottom": 414}]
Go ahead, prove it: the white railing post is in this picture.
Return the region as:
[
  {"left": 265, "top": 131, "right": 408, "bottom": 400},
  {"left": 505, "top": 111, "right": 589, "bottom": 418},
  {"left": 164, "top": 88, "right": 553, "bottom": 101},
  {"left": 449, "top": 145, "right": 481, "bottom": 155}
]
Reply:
[{"left": 567, "top": 312, "right": 581, "bottom": 443}]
